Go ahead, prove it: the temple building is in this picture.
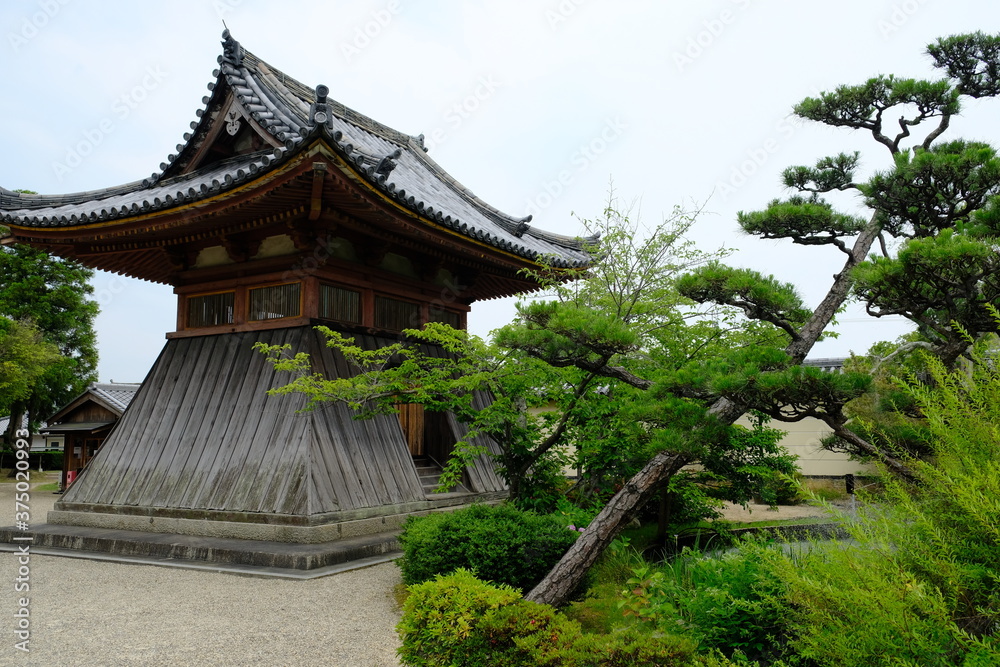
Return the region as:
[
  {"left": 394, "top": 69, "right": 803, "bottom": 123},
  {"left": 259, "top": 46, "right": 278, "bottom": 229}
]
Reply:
[{"left": 0, "top": 31, "right": 591, "bottom": 571}]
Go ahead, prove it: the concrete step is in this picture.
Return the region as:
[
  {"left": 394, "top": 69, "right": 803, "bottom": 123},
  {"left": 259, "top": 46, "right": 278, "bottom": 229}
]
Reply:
[{"left": 0, "top": 524, "right": 402, "bottom": 574}]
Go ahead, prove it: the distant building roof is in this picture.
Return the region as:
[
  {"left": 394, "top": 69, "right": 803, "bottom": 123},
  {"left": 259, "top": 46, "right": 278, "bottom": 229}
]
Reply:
[
  {"left": 802, "top": 357, "right": 846, "bottom": 373},
  {"left": 88, "top": 383, "right": 141, "bottom": 414},
  {"left": 46, "top": 382, "right": 141, "bottom": 426},
  {"left": 0, "top": 413, "right": 32, "bottom": 434}
]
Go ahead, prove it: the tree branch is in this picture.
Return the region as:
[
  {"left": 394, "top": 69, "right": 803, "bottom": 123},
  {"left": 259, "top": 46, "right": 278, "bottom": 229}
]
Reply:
[{"left": 870, "top": 340, "right": 938, "bottom": 374}]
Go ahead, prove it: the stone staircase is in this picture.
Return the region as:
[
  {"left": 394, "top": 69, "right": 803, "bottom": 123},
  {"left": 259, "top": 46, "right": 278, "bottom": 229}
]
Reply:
[{"left": 413, "top": 456, "right": 469, "bottom": 495}]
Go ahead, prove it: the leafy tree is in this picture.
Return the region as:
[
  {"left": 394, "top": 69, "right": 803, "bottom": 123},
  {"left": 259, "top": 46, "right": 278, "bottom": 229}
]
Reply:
[
  {"left": 0, "top": 318, "right": 61, "bottom": 413},
  {"left": 0, "top": 236, "right": 99, "bottom": 444},
  {"left": 259, "top": 200, "right": 780, "bottom": 510},
  {"left": 522, "top": 32, "right": 1000, "bottom": 607}
]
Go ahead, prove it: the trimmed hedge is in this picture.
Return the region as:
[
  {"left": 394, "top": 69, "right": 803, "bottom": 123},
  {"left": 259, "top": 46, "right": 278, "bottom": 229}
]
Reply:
[
  {"left": 397, "top": 569, "right": 702, "bottom": 667},
  {"left": 397, "top": 503, "right": 581, "bottom": 593}
]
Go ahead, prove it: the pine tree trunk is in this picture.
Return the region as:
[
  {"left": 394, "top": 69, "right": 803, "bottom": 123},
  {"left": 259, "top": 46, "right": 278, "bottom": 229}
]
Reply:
[
  {"left": 525, "top": 217, "right": 882, "bottom": 608},
  {"left": 525, "top": 450, "right": 689, "bottom": 606}
]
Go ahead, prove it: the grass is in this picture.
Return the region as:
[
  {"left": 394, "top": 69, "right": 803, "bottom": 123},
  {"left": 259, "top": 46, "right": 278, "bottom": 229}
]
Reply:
[{"left": 34, "top": 482, "right": 59, "bottom": 492}]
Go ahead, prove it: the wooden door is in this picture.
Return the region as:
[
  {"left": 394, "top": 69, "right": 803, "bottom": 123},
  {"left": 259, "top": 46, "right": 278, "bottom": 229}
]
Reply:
[{"left": 397, "top": 404, "right": 425, "bottom": 456}]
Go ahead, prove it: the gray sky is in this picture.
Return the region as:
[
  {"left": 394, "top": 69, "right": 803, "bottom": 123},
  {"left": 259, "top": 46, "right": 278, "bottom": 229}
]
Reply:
[{"left": 2, "top": 0, "right": 997, "bottom": 382}]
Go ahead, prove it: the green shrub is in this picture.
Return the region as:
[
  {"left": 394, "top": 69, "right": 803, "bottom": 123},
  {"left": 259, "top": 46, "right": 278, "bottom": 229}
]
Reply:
[
  {"left": 397, "top": 569, "right": 698, "bottom": 667},
  {"left": 396, "top": 569, "right": 546, "bottom": 666},
  {"left": 757, "top": 341, "right": 1000, "bottom": 666},
  {"left": 397, "top": 503, "right": 581, "bottom": 593},
  {"left": 619, "top": 544, "right": 793, "bottom": 664}
]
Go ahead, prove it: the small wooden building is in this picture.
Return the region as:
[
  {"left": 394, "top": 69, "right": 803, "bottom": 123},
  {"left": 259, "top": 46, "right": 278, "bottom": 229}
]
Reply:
[
  {"left": 0, "top": 31, "right": 591, "bottom": 548},
  {"left": 41, "top": 383, "right": 139, "bottom": 489}
]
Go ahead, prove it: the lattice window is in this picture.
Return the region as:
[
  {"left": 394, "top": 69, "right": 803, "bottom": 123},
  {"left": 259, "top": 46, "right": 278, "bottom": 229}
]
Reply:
[
  {"left": 248, "top": 282, "right": 301, "bottom": 321},
  {"left": 319, "top": 284, "right": 361, "bottom": 324},
  {"left": 187, "top": 291, "right": 235, "bottom": 328},
  {"left": 427, "top": 307, "right": 461, "bottom": 329},
  {"left": 375, "top": 295, "right": 420, "bottom": 331}
]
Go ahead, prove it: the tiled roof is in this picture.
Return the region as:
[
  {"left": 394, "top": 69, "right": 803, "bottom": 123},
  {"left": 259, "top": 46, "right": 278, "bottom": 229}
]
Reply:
[
  {"left": 0, "top": 414, "right": 32, "bottom": 433},
  {"left": 0, "top": 31, "right": 592, "bottom": 269},
  {"left": 89, "top": 382, "right": 141, "bottom": 414},
  {"left": 802, "top": 357, "right": 846, "bottom": 373}
]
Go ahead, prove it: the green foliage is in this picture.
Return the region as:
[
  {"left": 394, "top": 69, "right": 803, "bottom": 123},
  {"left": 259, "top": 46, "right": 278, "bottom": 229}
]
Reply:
[
  {"left": 781, "top": 152, "right": 860, "bottom": 193},
  {"left": 397, "top": 569, "right": 698, "bottom": 667},
  {"left": 0, "top": 319, "right": 60, "bottom": 406},
  {"left": 861, "top": 141, "right": 1000, "bottom": 238},
  {"left": 259, "top": 190, "right": 787, "bottom": 514},
  {"left": 257, "top": 323, "right": 575, "bottom": 500},
  {"left": 928, "top": 31, "right": 1000, "bottom": 98},
  {"left": 618, "top": 545, "right": 793, "bottom": 664},
  {"left": 702, "top": 414, "right": 798, "bottom": 507},
  {"left": 793, "top": 74, "right": 959, "bottom": 150},
  {"left": 645, "top": 412, "right": 797, "bottom": 523},
  {"left": 738, "top": 196, "right": 868, "bottom": 247},
  {"left": 756, "top": 337, "right": 1000, "bottom": 665},
  {"left": 853, "top": 230, "right": 1000, "bottom": 364},
  {"left": 397, "top": 568, "right": 533, "bottom": 666},
  {"left": 685, "top": 33, "right": 1000, "bottom": 478},
  {"left": 397, "top": 503, "right": 582, "bottom": 593},
  {"left": 0, "top": 242, "right": 98, "bottom": 437},
  {"left": 676, "top": 262, "right": 811, "bottom": 337}
]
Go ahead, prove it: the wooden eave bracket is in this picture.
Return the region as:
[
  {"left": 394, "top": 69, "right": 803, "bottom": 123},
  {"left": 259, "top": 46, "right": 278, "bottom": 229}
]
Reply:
[
  {"left": 220, "top": 233, "right": 263, "bottom": 263},
  {"left": 308, "top": 162, "right": 328, "bottom": 221}
]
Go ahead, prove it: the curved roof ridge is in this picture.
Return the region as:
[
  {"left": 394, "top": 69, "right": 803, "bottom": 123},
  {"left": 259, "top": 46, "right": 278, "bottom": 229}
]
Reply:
[
  {"left": 1, "top": 30, "right": 593, "bottom": 270},
  {"left": 1, "top": 148, "right": 288, "bottom": 225},
  {"left": 223, "top": 31, "right": 587, "bottom": 253},
  {"left": 1, "top": 181, "right": 150, "bottom": 210},
  {"left": 241, "top": 46, "right": 414, "bottom": 148}
]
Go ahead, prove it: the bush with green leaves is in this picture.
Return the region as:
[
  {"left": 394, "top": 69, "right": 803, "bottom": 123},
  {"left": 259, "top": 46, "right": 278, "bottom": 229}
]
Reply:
[
  {"left": 397, "top": 568, "right": 713, "bottom": 667},
  {"left": 397, "top": 503, "right": 582, "bottom": 592},
  {"left": 751, "top": 334, "right": 1000, "bottom": 666},
  {"left": 619, "top": 544, "right": 793, "bottom": 664}
]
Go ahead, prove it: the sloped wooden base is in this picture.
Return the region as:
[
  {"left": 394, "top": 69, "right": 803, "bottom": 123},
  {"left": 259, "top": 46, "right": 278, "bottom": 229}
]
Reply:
[{"left": 49, "top": 326, "right": 507, "bottom": 542}]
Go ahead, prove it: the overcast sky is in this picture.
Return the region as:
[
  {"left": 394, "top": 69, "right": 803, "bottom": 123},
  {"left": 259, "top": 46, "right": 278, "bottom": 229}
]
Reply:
[{"left": 2, "top": 0, "right": 998, "bottom": 383}]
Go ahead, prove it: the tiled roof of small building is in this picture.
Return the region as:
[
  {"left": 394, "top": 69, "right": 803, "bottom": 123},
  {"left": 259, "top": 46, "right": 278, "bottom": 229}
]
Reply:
[
  {"left": 0, "top": 31, "right": 593, "bottom": 269},
  {"left": 802, "top": 357, "right": 846, "bottom": 373},
  {"left": 89, "top": 382, "right": 141, "bottom": 414},
  {"left": 0, "top": 414, "right": 32, "bottom": 433}
]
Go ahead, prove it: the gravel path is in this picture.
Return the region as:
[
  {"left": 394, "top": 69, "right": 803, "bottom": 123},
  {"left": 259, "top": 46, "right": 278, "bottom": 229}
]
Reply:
[
  {"left": 717, "top": 500, "right": 844, "bottom": 523},
  {"left": 0, "top": 473, "right": 404, "bottom": 667}
]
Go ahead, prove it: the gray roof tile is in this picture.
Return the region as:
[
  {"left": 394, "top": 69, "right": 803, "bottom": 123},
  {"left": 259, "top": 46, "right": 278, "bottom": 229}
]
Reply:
[{"left": 1, "top": 31, "right": 591, "bottom": 268}]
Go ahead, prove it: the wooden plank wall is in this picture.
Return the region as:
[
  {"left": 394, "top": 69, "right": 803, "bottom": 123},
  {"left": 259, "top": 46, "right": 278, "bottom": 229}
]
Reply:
[
  {"left": 62, "top": 327, "right": 429, "bottom": 516},
  {"left": 445, "top": 390, "right": 508, "bottom": 493}
]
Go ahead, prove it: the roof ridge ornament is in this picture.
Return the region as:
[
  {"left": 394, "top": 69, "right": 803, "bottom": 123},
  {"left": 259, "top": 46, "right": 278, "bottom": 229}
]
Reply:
[
  {"left": 375, "top": 149, "right": 402, "bottom": 176},
  {"left": 309, "top": 84, "right": 333, "bottom": 130},
  {"left": 221, "top": 29, "right": 244, "bottom": 68}
]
